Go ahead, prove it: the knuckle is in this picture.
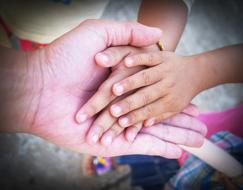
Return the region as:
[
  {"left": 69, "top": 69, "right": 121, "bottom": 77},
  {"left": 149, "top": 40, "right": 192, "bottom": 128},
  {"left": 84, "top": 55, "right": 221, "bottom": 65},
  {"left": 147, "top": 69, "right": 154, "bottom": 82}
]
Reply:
[
  {"left": 153, "top": 68, "right": 161, "bottom": 80},
  {"left": 141, "top": 92, "right": 151, "bottom": 106},
  {"left": 141, "top": 71, "right": 151, "bottom": 85},
  {"left": 125, "top": 78, "right": 135, "bottom": 89},
  {"left": 148, "top": 53, "right": 154, "bottom": 64},
  {"left": 136, "top": 54, "right": 144, "bottom": 65},
  {"left": 164, "top": 77, "right": 176, "bottom": 89},
  {"left": 122, "top": 98, "right": 133, "bottom": 112}
]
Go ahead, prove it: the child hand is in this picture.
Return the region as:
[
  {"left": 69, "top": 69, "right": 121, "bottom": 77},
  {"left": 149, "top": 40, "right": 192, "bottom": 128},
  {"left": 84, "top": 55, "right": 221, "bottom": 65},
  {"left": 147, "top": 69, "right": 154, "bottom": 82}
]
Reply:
[
  {"left": 108, "top": 51, "right": 200, "bottom": 127},
  {"left": 76, "top": 46, "right": 206, "bottom": 145}
]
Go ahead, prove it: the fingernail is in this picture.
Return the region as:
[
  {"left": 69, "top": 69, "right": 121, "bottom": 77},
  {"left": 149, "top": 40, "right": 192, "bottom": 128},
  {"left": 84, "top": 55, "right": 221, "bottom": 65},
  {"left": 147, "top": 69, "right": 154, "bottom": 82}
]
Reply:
[
  {"left": 97, "top": 53, "right": 109, "bottom": 66},
  {"left": 119, "top": 117, "right": 129, "bottom": 127},
  {"left": 77, "top": 113, "right": 88, "bottom": 123},
  {"left": 111, "top": 105, "right": 122, "bottom": 117},
  {"left": 125, "top": 58, "right": 133, "bottom": 66},
  {"left": 113, "top": 83, "right": 124, "bottom": 95},
  {"left": 103, "top": 135, "right": 113, "bottom": 146}
]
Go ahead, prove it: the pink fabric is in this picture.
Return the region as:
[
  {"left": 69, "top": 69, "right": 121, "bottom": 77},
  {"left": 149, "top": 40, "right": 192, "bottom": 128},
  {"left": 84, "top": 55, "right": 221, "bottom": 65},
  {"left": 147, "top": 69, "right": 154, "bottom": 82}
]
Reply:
[
  {"left": 179, "top": 104, "right": 243, "bottom": 166},
  {"left": 198, "top": 104, "right": 243, "bottom": 138}
]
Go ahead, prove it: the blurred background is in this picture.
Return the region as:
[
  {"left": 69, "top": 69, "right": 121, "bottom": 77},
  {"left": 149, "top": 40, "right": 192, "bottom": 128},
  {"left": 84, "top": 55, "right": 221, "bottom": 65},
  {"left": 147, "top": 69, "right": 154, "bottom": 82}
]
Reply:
[{"left": 0, "top": 0, "right": 243, "bottom": 189}]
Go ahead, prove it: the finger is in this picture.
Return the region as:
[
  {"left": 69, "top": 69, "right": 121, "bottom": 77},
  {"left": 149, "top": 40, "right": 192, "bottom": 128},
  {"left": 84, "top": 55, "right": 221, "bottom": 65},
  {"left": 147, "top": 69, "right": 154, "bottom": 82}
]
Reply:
[
  {"left": 143, "top": 112, "right": 176, "bottom": 127},
  {"left": 111, "top": 82, "right": 164, "bottom": 117},
  {"left": 144, "top": 112, "right": 177, "bottom": 127},
  {"left": 125, "top": 122, "right": 143, "bottom": 142},
  {"left": 100, "top": 123, "right": 124, "bottom": 146},
  {"left": 76, "top": 83, "right": 115, "bottom": 123},
  {"left": 162, "top": 113, "right": 207, "bottom": 136},
  {"left": 76, "top": 68, "right": 137, "bottom": 123},
  {"left": 102, "top": 20, "right": 162, "bottom": 47},
  {"left": 95, "top": 46, "right": 135, "bottom": 67},
  {"left": 182, "top": 103, "right": 199, "bottom": 117},
  {"left": 124, "top": 51, "right": 165, "bottom": 67},
  {"left": 111, "top": 133, "right": 182, "bottom": 158},
  {"left": 143, "top": 104, "right": 200, "bottom": 127},
  {"left": 112, "top": 66, "right": 162, "bottom": 96},
  {"left": 81, "top": 20, "right": 162, "bottom": 48},
  {"left": 143, "top": 117, "right": 157, "bottom": 127},
  {"left": 142, "top": 123, "right": 205, "bottom": 147},
  {"left": 110, "top": 82, "right": 166, "bottom": 117},
  {"left": 118, "top": 97, "right": 170, "bottom": 128},
  {"left": 86, "top": 108, "right": 116, "bottom": 145}
]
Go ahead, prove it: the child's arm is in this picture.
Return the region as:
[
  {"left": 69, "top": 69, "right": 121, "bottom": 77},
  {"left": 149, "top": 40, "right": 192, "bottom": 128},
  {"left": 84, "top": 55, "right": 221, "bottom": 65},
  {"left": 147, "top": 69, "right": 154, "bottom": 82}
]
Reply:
[
  {"left": 138, "top": 0, "right": 188, "bottom": 51},
  {"left": 190, "top": 44, "right": 243, "bottom": 91}
]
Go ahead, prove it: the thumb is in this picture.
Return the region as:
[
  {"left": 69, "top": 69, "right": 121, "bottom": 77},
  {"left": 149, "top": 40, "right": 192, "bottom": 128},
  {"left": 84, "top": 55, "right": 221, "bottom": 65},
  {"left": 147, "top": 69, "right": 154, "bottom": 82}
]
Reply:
[
  {"left": 104, "top": 20, "right": 162, "bottom": 47},
  {"left": 81, "top": 19, "right": 162, "bottom": 48}
]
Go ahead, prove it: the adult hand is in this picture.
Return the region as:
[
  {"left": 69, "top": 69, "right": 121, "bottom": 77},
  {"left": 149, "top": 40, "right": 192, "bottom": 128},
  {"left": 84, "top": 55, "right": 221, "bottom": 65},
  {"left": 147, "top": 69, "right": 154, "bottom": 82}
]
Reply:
[
  {"left": 0, "top": 19, "right": 205, "bottom": 158},
  {"left": 17, "top": 19, "right": 184, "bottom": 157}
]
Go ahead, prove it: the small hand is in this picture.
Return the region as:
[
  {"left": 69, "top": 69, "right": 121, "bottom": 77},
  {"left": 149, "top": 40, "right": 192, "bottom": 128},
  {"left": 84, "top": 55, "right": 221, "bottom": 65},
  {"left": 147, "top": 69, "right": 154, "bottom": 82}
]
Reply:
[
  {"left": 109, "top": 51, "right": 199, "bottom": 127},
  {"left": 76, "top": 46, "right": 206, "bottom": 146}
]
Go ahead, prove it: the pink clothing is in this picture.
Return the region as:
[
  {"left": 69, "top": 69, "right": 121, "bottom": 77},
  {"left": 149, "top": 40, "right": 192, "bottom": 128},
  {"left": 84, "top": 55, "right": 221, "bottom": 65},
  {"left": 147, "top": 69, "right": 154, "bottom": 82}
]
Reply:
[
  {"left": 199, "top": 104, "right": 243, "bottom": 138},
  {"left": 179, "top": 104, "right": 243, "bottom": 166}
]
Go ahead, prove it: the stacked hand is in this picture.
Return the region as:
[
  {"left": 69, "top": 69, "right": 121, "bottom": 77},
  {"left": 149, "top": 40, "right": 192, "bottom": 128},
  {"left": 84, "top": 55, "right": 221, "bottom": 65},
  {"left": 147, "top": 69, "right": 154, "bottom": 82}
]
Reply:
[
  {"left": 76, "top": 45, "right": 206, "bottom": 146},
  {"left": 17, "top": 19, "right": 206, "bottom": 158}
]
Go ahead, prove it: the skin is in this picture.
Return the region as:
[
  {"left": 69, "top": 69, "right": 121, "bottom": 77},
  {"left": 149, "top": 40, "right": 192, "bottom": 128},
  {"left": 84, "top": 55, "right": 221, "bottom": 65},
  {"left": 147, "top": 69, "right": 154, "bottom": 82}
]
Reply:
[
  {"left": 77, "top": 46, "right": 207, "bottom": 145},
  {"left": 78, "top": 44, "right": 243, "bottom": 146},
  {"left": 76, "top": 0, "right": 197, "bottom": 144},
  {"left": 0, "top": 19, "right": 206, "bottom": 158},
  {"left": 108, "top": 51, "right": 200, "bottom": 127},
  {"left": 138, "top": 0, "right": 188, "bottom": 50}
]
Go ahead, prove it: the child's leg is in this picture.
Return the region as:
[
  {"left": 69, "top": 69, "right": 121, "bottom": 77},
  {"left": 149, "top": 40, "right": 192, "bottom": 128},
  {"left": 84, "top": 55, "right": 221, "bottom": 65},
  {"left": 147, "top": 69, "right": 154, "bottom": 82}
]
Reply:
[{"left": 198, "top": 104, "right": 243, "bottom": 138}]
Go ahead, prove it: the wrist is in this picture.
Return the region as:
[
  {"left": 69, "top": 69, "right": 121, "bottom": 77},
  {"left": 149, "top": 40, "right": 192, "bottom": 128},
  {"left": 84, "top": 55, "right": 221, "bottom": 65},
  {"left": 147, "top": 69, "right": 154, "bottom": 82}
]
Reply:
[
  {"left": 0, "top": 48, "right": 44, "bottom": 134},
  {"left": 187, "top": 54, "right": 219, "bottom": 94},
  {"left": 186, "top": 55, "right": 209, "bottom": 95}
]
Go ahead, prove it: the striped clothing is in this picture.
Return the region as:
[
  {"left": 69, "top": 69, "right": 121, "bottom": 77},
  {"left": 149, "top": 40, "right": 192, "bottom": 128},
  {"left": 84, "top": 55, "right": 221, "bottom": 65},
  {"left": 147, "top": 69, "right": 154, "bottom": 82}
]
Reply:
[{"left": 165, "top": 131, "right": 243, "bottom": 190}]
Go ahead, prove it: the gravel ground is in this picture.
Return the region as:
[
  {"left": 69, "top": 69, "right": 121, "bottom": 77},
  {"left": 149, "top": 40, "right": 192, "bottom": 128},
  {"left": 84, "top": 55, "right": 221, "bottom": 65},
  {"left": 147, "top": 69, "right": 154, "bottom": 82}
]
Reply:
[{"left": 0, "top": 0, "right": 243, "bottom": 190}]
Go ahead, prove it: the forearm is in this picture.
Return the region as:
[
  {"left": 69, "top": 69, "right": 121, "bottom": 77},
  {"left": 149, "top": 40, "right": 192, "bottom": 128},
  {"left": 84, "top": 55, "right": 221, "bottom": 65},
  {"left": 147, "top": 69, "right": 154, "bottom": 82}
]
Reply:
[
  {"left": 138, "top": 0, "right": 188, "bottom": 51},
  {"left": 191, "top": 44, "right": 243, "bottom": 92},
  {"left": 0, "top": 46, "right": 41, "bottom": 133}
]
